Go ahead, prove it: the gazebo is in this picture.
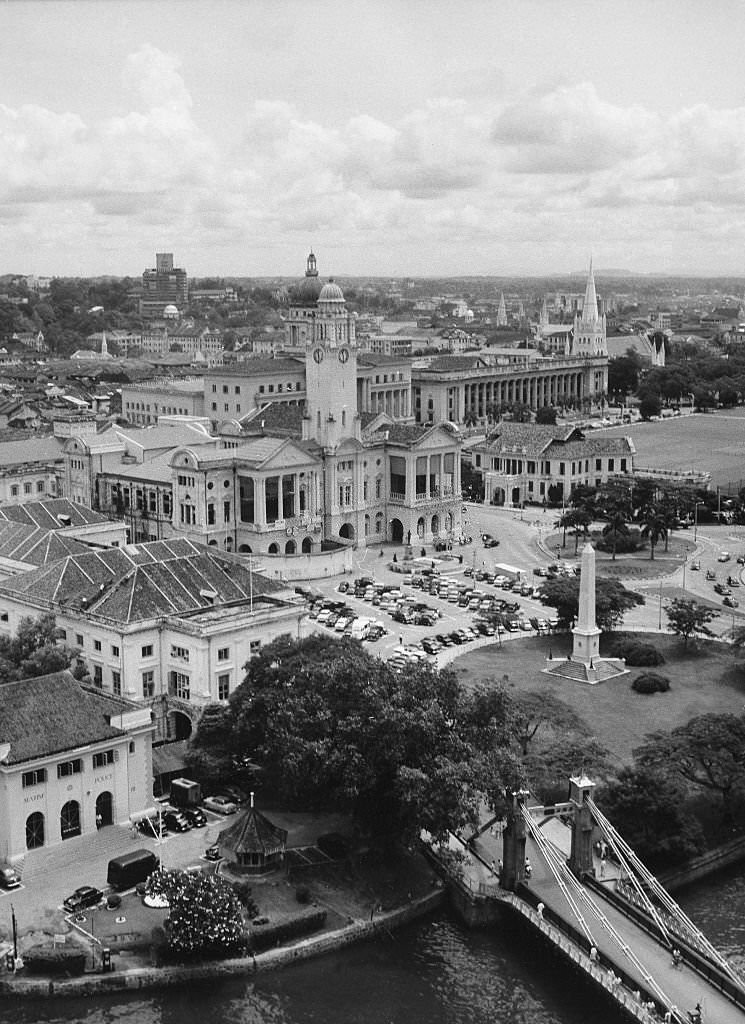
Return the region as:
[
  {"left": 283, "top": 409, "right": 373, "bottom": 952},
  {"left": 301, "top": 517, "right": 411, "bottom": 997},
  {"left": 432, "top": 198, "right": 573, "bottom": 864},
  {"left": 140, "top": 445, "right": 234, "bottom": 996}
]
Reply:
[{"left": 217, "top": 795, "right": 288, "bottom": 874}]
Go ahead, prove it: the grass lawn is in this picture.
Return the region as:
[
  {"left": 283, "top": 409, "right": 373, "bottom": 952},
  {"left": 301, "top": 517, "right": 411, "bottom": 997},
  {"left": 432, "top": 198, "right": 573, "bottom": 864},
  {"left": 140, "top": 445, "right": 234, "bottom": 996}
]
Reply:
[
  {"left": 545, "top": 529, "right": 696, "bottom": 582},
  {"left": 602, "top": 411, "right": 745, "bottom": 492},
  {"left": 452, "top": 633, "right": 745, "bottom": 766}
]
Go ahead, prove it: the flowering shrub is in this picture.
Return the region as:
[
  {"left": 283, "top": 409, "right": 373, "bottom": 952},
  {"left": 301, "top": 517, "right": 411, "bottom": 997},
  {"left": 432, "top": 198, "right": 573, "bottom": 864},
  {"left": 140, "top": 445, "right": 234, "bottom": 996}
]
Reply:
[{"left": 146, "top": 869, "right": 245, "bottom": 957}]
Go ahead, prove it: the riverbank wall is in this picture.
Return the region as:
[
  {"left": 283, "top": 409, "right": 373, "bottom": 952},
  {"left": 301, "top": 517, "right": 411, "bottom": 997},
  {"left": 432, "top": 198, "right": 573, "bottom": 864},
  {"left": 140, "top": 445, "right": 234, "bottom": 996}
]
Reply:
[
  {"left": 659, "top": 834, "right": 745, "bottom": 893},
  {"left": 0, "top": 887, "right": 445, "bottom": 999}
]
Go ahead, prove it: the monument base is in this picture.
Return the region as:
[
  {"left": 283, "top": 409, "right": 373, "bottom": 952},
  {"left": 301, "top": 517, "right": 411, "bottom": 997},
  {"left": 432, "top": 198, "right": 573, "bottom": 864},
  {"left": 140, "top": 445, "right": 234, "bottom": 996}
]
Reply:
[{"left": 542, "top": 657, "right": 628, "bottom": 686}]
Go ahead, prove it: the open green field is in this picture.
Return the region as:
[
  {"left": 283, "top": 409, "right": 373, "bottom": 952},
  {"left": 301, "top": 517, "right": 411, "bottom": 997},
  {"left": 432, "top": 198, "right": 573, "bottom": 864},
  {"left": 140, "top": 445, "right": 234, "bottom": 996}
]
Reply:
[
  {"left": 602, "top": 410, "right": 745, "bottom": 492},
  {"left": 453, "top": 634, "right": 745, "bottom": 765}
]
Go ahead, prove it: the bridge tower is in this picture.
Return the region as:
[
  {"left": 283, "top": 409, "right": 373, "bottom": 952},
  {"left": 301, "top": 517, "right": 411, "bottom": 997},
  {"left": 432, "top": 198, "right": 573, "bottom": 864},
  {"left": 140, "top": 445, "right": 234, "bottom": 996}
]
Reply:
[
  {"left": 568, "top": 773, "right": 596, "bottom": 878},
  {"left": 502, "top": 788, "right": 529, "bottom": 891}
]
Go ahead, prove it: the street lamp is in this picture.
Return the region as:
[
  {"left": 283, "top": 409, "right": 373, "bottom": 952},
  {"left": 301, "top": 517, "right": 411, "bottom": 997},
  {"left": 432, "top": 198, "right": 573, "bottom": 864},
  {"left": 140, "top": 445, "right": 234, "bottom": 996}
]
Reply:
[{"left": 693, "top": 500, "right": 706, "bottom": 542}]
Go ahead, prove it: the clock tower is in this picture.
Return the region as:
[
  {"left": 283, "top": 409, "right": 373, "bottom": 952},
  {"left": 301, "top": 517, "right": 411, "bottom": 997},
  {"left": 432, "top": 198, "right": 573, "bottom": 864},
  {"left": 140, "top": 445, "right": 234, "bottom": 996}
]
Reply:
[{"left": 303, "top": 279, "right": 360, "bottom": 448}]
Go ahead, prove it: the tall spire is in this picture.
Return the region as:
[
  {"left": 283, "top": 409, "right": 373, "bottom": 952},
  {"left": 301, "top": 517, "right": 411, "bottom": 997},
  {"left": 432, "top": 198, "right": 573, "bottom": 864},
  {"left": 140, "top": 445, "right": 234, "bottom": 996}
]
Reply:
[{"left": 582, "top": 257, "right": 599, "bottom": 323}]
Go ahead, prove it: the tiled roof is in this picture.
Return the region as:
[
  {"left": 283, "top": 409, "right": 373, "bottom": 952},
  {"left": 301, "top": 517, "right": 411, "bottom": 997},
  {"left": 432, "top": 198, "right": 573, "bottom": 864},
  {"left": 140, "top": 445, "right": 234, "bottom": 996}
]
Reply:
[
  {"left": 386, "top": 424, "right": 433, "bottom": 444},
  {"left": 0, "top": 538, "right": 285, "bottom": 624},
  {"left": 218, "top": 806, "right": 288, "bottom": 854},
  {"left": 0, "top": 498, "right": 111, "bottom": 530},
  {"left": 109, "top": 453, "right": 173, "bottom": 483},
  {"left": 0, "top": 522, "right": 91, "bottom": 566},
  {"left": 357, "top": 353, "right": 411, "bottom": 366},
  {"left": 484, "top": 423, "right": 580, "bottom": 456},
  {"left": 545, "top": 437, "right": 633, "bottom": 458},
  {"left": 239, "top": 402, "right": 304, "bottom": 437},
  {"left": 0, "top": 437, "right": 64, "bottom": 467},
  {"left": 205, "top": 358, "right": 304, "bottom": 377},
  {"left": 0, "top": 670, "right": 134, "bottom": 764},
  {"left": 193, "top": 437, "right": 288, "bottom": 467}
]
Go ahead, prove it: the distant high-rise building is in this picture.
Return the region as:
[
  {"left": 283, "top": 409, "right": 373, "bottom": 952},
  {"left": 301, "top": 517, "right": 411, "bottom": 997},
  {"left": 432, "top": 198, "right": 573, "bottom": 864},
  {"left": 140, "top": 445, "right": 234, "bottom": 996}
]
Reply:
[{"left": 140, "top": 252, "right": 189, "bottom": 320}]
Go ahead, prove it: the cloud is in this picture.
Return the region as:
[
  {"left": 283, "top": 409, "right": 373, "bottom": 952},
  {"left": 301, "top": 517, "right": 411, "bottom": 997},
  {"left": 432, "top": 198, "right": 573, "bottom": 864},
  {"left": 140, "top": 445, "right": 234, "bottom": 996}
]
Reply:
[{"left": 1, "top": 55, "right": 745, "bottom": 273}]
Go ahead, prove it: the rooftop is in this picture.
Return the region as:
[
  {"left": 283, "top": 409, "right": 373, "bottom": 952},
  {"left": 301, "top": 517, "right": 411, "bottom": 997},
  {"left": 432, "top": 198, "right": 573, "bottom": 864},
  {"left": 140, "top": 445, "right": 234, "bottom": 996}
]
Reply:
[
  {"left": 206, "top": 358, "right": 304, "bottom": 377},
  {"left": 0, "top": 436, "right": 64, "bottom": 467},
  {"left": 0, "top": 670, "right": 138, "bottom": 765},
  {"left": 0, "top": 498, "right": 112, "bottom": 530},
  {"left": 0, "top": 538, "right": 286, "bottom": 625}
]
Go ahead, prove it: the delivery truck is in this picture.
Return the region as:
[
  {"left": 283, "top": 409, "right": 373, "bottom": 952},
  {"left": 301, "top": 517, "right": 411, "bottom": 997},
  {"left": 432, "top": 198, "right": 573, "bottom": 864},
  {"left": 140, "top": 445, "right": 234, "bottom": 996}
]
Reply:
[{"left": 169, "top": 777, "right": 202, "bottom": 808}]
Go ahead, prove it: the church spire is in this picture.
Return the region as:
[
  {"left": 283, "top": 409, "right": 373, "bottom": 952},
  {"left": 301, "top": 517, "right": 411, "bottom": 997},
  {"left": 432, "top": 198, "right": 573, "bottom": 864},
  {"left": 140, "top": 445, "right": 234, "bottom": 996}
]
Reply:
[{"left": 582, "top": 257, "right": 599, "bottom": 323}]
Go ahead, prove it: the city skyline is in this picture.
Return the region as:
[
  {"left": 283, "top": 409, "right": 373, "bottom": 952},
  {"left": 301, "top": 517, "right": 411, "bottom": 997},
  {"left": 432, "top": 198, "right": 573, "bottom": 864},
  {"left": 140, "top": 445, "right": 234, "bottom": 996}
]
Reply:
[{"left": 2, "top": 0, "right": 745, "bottom": 277}]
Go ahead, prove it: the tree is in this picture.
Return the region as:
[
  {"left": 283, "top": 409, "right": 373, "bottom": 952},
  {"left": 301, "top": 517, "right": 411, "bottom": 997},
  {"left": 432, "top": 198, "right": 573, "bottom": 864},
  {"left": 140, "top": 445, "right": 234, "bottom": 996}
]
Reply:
[
  {"left": 608, "top": 353, "right": 642, "bottom": 398},
  {"left": 665, "top": 598, "right": 718, "bottom": 648},
  {"left": 598, "top": 767, "right": 704, "bottom": 869},
  {"left": 538, "top": 576, "right": 644, "bottom": 631},
  {"left": 147, "top": 870, "right": 245, "bottom": 957},
  {"left": 0, "top": 613, "right": 83, "bottom": 682},
  {"left": 189, "top": 635, "right": 517, "bottom": 845},
  {"left": 570, "top": 509, "right": 592, "bottom": 555},
  {"left": 555, "top": 510, "right": 574, "bottom": 548},
  {"left": 525, "top": 737, "right": 611, "bottom": 806},
  {"left": 638, "top": 392, "right": 661, "bottom": 420},
  {"left": 639, "top": 508, "right": 668, "bottom": 560},
  {"left": 508, "top": 691, "right": 587, "bottom": 756},
  {"left": 601, "top": 508, "right": 629, "bottom": 561},
  {"left": 634, "top": 714, "right": 745, "bottom": 822},
  {"left": 535, "top": 406, "right": 558, "bottom": 425}
]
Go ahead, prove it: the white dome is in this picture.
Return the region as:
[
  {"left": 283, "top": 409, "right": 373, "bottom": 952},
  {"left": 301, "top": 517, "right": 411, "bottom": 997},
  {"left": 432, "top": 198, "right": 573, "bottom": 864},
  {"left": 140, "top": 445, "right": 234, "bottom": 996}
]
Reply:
[{"left": 319, "top": 280, "right": 345, "bottom": 303}]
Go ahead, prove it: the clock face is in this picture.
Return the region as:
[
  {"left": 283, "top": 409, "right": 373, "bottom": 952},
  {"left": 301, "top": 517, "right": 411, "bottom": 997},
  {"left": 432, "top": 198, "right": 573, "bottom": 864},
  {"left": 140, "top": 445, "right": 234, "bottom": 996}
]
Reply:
[
  {"left": 312, "top": 347, "right": 324, "bottom": 364},
  {"left": 338, "top": 347, "right": 350, "bottom": 364}
]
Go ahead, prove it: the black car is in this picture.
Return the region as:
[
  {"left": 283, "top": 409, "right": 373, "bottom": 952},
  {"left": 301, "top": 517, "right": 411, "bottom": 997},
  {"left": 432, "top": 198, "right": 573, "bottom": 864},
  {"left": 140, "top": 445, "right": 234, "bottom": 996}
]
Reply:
[
  {"left": 204, "top": 844, "right": 222, "bottom": 861},
  {"left": 163, "top": 810, "right": 191, "bottom": 833},
  {"left": 181, "top": 806, "right": 208, "bottom": 828},
  {"left": 63, "top": 885, "right": 104, "bottom": 913},
  {"left": 136, "top": 815, "right": 170, "bottom": 838}
]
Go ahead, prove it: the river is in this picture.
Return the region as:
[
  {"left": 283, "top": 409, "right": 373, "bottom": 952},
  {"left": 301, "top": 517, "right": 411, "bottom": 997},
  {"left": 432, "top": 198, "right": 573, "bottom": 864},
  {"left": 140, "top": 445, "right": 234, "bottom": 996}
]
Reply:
[{"left": 6, "top": 870, "right": 744, "bottom": 1024}]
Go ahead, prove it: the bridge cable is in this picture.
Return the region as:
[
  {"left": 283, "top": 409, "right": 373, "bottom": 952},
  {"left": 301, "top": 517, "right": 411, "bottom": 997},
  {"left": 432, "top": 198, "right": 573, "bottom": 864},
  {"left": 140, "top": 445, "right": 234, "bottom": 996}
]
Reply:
[
  {"left": 588, "top": 797, "right": 744, "bottom": 990},
  {"left": 521, "top": 806, "right": 685, "bottom": 1019}
]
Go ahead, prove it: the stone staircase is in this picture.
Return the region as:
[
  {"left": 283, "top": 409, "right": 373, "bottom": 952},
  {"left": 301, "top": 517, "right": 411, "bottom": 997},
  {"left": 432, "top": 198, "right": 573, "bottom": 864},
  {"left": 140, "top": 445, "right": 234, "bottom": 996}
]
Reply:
[{"left": 20, "top": 825, "right": 140, "bottom": 884}]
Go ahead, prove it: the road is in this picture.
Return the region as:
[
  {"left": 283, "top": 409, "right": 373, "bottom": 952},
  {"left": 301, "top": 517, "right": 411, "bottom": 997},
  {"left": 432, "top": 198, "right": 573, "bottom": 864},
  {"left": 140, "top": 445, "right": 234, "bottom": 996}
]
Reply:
[{"left": 303, "top": 504, "right": 745, "bottom": 653}]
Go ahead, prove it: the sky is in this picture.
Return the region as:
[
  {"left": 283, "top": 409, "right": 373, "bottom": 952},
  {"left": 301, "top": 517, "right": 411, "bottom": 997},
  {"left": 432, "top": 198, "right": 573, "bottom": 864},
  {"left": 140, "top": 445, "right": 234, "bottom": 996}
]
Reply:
[{"left": 2, "top": 0, "right": 745, "bottom": 278}]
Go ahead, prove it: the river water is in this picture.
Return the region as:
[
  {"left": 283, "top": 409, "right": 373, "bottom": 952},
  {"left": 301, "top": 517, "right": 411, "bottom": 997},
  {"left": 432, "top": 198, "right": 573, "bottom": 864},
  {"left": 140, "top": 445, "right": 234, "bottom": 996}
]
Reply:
[{"left": 7, "top": 870, "right": 744, "bottom": 1024}]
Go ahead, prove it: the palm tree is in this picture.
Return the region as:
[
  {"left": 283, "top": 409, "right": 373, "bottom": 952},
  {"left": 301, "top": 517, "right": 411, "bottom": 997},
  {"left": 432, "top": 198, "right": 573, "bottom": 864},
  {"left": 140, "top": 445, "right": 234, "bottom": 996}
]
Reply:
[
  {"left": 572, "top": 509, "right": 592, "bottom": 554},
  {"left": 640, "top": 508, "right": 668, "bottom": 561},
  {"left": 555, "top": 510, "right": 574, "bottom": 549},
  {"left": 601, "top": 508, "right": 629, "bottom": 561}
]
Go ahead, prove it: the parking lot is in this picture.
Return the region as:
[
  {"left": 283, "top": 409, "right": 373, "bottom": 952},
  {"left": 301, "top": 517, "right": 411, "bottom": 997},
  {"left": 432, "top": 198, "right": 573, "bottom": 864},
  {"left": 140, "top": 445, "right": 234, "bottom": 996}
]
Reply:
[{"left": 301, "top": 552, "right": 568, "bottom": 671}]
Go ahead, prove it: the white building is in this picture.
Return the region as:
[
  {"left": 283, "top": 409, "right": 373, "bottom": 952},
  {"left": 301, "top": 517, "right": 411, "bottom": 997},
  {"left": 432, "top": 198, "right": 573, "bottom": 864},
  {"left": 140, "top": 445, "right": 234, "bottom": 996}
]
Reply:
[{"left": 0, "top": 670, "right": 154, "bottom": 861}]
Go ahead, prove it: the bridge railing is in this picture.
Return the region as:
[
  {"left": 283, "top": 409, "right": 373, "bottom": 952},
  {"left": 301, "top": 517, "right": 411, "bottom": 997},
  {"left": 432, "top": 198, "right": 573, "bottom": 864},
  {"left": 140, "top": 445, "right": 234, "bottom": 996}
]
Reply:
[
  {"left": 510, "top": 887, "right": 660, "bottom": 1022},
  {"left": 585, "top": 875, "right": 745, "bottom": 1013}
]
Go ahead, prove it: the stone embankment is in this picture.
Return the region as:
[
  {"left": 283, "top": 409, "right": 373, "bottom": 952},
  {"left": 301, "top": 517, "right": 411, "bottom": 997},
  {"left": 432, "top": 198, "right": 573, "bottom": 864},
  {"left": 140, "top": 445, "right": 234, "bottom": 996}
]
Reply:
[{"left": 0, "top": 887, "right": 445, "bottom": 998}]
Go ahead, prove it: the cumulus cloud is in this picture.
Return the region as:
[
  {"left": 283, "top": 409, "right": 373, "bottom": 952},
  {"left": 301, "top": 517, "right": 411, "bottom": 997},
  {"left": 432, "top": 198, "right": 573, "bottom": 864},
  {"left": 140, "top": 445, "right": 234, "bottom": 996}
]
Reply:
[{"left": 1, "top": 54, "right": 745, "bottom": 273}]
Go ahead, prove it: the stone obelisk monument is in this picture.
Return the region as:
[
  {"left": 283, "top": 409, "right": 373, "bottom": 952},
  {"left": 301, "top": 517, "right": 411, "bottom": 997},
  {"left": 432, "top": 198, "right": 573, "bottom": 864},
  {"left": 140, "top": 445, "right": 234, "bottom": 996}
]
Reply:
[
  {"left": 572, "top": 542, "right": 601, "bottom": 665},
  {"left": 543, "top": 541, "right": 627, "bottom": 684}
]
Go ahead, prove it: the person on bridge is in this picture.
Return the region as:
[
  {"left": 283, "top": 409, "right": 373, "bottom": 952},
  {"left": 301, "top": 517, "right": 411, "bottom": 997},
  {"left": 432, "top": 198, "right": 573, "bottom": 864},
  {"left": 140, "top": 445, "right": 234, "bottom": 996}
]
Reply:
[
  {"left": 524, "top": 857, "right": 532, "bottom": 879},
  {"left": 672, "top": 947, "right": 683, "bottom": 968}
]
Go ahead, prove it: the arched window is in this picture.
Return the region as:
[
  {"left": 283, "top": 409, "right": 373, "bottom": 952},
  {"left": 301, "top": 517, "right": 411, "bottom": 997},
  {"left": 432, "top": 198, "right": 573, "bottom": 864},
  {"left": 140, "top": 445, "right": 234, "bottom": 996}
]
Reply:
[
  {"left": 26, "top": 812, "right": 44, "bottom": 850},
  {"left": 268, "top": 542, "right": 279, "bottom": 554},
  {"left": 285, "top": 540, "right": 296, "bottom": 554},
  {"left": 60, "top": 800, "right": 81, "bottom": 841}
]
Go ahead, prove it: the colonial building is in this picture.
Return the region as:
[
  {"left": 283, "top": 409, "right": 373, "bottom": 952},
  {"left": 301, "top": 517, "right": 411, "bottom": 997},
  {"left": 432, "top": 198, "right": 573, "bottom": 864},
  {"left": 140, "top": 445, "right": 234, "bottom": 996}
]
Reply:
[
  {"left": 0, "top": 670, "right": 154, "bottom": 861},
  {"left": 0, "top": 539, "right": 303, "bottom": 742},
  {"left": 62, "top": 258, "right": 463, "bottom": 552},
  {"left": 412, "top": 263, "right": 607, "bottom": 424},
  {"left": 121, "top": 377, "right": 206, "bottom": 425},
  {"left": 471, "top": 423, "right": 634, "bottom": 506}
]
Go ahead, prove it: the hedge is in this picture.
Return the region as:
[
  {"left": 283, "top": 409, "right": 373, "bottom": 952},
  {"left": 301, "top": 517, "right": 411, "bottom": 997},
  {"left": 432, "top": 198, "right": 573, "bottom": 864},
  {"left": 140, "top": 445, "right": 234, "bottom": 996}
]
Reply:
[{"left": 248, "top": 907, "right": 327, "bottom": 952}]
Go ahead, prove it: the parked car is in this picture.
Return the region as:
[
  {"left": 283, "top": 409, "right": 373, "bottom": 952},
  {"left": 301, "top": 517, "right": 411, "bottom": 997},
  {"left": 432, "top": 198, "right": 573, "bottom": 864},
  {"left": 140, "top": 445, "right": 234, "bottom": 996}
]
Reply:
[
  {"left": 482, "top": 535, "right": 500, "bottom": 548},
  {"left": 181, "top": 807, "right": 208, "bottom": 828},
  {"left": 162, "top": 809, "right": 191, "bottom": 833},
  {"left": 705, "top": 570, "right": 716, "bottom": 581},
  {"left": 204, "top": 844, "right": 222, "bottom": 861},
  {"left": 737, "top": 555, "right": 745, "bottom": 566},
  {"left": 690, "top": 560, "right": 701, "bottom": 571},
  {"left": 203, "top": 794, "right": 238, "bottom": 815},
  {"left": 724, "top": 596, "right": 739, "bottom": 608},
  {"left": 0, "top": 866, "right": 20, "bottom": 889},
  {"left": 719, "top": 552, "right": 732, "bottom": 562},
  {"left": 136, "top": 815, "right": 169, "bottom": 838},
  {"left": 63, "top": 886, "right": 104, "bottom": 913}
]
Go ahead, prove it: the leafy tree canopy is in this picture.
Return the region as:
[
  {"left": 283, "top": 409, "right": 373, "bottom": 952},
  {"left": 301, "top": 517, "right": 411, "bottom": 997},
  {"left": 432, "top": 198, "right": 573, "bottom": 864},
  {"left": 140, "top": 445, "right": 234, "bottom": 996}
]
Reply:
[
  {"left": 598, "top": 767, "right": 704, "bottom": 869},
  {"left": 538, "top": 576, "right": 644, "bottom": 631},
  {"left": 0, "top": 613, "right": 86, "bottom": 682},
  {"left": 188, "top": 634, "right": 520, "bottom": 845},
  {"left": 634, "top": 714, "right": 745, "bottom": 817},
  {"left": 665, "top": 598, "right": 718, "bottom": 648}
]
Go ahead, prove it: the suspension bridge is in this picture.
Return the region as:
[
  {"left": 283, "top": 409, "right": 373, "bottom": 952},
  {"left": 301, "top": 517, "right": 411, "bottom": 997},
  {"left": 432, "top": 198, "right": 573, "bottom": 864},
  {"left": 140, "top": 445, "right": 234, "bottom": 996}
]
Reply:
[{"left": 428, "top": 775, "right": 745, "bottom": 1023}]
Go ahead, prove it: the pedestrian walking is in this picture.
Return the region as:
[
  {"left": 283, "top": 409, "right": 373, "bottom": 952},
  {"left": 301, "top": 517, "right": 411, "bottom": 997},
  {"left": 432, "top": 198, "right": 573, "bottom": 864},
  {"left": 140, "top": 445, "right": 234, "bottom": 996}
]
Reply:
[
  {"left": 536, "top": 902, "right": 544, "bottom": 918},
  {"left": 672, "top": 948, "right": 682, "bottom": 969},
  {"left": 96, "top": 812, "right": 103, "bottom": 830},
  {"left": 524, "top": 857, "right": 532, "bottom": 879}
]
